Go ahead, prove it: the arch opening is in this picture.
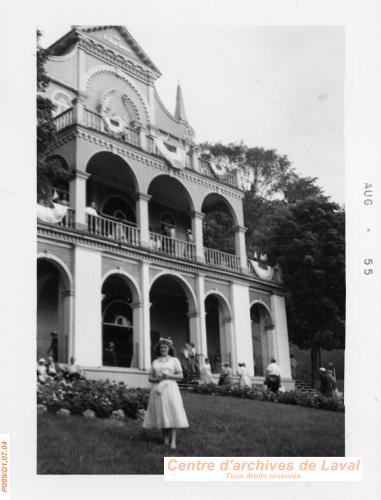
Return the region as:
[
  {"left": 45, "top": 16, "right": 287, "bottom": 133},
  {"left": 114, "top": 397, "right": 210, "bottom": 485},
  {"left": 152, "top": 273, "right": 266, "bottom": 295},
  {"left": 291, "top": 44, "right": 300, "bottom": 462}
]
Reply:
[
  {"left": 37, "top": 258, "right": 71, "bottom": 363},
  {"left": 101, "top": 274, "right": 136, "bottom": 368},
  {"left": 201, "top": 193, "right": 237, "bottom": 254},
  {"left": 250, "top": 302, "right": 274, "bottom": 376},
  {"left": 149, "top": 274, "right": 196, "bottom": 362},
  {"left": 205, "top": 293, "right": 232, "bottom": 373},
  {"left": 148, "top": 175, "right": 194, "bottom": 242},
  {"left": 86, "top": 152, "right": 138, "bottom": 225}
]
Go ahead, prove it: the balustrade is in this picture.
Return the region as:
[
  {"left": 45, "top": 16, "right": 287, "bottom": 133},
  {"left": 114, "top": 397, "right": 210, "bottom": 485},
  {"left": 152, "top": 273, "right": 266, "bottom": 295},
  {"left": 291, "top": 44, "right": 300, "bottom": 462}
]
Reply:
[
  {"left": 205, "top": 247, "right": 241, "bottom": 272},
  {"left": 87, "top": 214, "right": 140, "bottom": 246},
  {"left": 84, "top": 109, "right": 141, "bottom": 148},
  {"left": 149, "top": 231, "right": 196, "bottom": 261},
  {"left": 57, "top": 208, "right": 75, "bottom": 229},
  {"left": 198, "top": 158, "right": 237, "bottom": 188},
  {"left": 54, "top": 108, "right": 73, "bottom": 131}
]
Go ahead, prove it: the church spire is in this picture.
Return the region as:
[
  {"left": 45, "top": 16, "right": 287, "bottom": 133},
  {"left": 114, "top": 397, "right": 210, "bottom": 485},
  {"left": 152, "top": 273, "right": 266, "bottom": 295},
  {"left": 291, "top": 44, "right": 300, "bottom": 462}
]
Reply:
[{"left": 174, "top": 82, "right": 188, "bottom": 122}]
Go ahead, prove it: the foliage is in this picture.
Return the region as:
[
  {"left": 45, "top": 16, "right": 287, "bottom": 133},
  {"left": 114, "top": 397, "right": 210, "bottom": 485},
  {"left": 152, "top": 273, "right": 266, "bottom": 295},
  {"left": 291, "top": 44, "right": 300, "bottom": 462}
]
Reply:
[
  {"left": 202, "top": 142, "right": 293, "bottom": 198},
  {"left": 266, "top": 198, "right": 345, "bottom": 383},
  {"left": 190, "top": 384, "right": 344, "bottom": 412},
  {"left": 37, "top": 30, "right": 68, "bottom": 201},
  {"left": 37, "top": 378, "right": 150, "bottom": 419}
]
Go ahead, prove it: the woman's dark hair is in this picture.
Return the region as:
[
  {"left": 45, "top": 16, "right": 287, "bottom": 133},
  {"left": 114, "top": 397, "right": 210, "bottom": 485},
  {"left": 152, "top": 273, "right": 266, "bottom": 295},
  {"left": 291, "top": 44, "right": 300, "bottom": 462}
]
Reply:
[{"left": 155, "top": 340, "right": 175, "bottom": 357}]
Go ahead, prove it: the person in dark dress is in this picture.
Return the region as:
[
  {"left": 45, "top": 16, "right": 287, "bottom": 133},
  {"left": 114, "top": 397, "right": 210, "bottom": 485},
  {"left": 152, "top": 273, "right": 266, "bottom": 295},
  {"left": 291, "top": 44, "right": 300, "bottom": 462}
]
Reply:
[{"left": 47, "top": 332, "right": 58, "bottom": 362}]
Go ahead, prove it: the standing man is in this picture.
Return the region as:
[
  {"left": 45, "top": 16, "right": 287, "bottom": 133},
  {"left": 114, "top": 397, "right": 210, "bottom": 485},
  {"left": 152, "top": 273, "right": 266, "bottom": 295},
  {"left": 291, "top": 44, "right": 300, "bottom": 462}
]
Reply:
[{"left": 265, "top": 357, "right": 281, "bottom": 393}]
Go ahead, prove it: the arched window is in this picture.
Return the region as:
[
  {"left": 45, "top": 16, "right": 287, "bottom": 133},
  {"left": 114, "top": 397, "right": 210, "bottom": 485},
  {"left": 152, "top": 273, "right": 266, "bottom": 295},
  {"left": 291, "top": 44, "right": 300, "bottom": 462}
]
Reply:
[
  {"left": 102, "top": 197, "right": 136, "bottom": 224},
  {"left": 52, "top": 91, "right": 72, "bottom": 117},
  {"left": 102, "top": 299, "right": 133, "bottom": 368}
]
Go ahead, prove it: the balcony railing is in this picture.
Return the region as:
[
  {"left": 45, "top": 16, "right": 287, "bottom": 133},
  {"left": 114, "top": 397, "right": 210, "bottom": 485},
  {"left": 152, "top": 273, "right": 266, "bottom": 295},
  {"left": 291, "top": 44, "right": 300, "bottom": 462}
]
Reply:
[
  {"left": 149, "top": 231, "right": 196, "bottom": 261},
  {"left": 205, "top": 247, "right": 241, "bottom": 272},
  {"left": 87, "top": 214, "right": 140, "bottom": 246},
  {"left": 199, "top": 158, "right": 238, "bottom": 188},
  {"left": 54, "top": 108, "right": 73, "bottom": 131},
  {"left": 39, "top": 214, "right": 282, "bottom": 281},
  {"left": 84, "top": 109, "right": 140, "bottom": 148},
  {"left": 57, "top": 208, "right": 75, "bottom": 229}
]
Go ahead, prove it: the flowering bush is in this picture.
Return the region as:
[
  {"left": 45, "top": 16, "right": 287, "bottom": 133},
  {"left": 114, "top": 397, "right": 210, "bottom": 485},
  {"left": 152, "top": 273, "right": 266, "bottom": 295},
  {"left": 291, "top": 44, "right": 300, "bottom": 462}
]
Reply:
[
  {"left": 37, "top": 379, "right": 150, "bottom": 419},
  {"left": 191, "top": 384, "right": 344, "bottom": 412}
]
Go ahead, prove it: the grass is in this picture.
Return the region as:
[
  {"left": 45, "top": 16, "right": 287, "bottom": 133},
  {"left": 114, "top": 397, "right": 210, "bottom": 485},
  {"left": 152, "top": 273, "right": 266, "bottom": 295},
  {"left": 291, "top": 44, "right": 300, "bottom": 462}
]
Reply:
[{"left": 37, "top": 391, "right": 344, "bottom": 474}]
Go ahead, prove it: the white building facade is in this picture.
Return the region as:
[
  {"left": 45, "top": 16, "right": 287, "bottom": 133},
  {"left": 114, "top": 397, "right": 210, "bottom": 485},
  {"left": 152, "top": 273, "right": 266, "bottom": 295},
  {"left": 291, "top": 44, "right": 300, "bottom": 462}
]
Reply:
[{"left": 37, "top": 25, "right": 293, "bottom": 388}]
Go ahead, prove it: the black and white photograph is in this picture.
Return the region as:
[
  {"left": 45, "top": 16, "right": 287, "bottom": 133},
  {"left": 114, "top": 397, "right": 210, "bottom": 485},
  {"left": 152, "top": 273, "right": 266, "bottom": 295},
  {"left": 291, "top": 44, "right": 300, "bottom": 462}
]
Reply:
[{"left": 1, "top": 0, "right": 381, "bottom": 498}]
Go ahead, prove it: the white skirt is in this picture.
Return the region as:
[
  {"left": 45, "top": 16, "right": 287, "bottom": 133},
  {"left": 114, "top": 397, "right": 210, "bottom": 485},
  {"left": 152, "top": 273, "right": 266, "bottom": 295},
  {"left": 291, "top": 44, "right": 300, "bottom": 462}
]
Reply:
[{"left": 143, "top": 380, "right": 189, "bottom": 429}]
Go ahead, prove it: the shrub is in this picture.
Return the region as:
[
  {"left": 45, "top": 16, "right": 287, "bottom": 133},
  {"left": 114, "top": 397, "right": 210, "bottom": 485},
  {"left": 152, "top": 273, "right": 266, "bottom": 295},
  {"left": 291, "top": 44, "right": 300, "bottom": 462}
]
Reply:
[
  {"left": 191, "top": 384, "right": 344, "bottom": 412},
  {"left": 37, "top": 379, "right": 150, "bottom": 419}
]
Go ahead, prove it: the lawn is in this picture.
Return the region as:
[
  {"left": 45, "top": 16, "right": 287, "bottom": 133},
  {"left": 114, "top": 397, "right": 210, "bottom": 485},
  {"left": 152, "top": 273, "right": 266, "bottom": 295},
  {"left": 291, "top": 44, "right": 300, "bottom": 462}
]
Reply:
[{"left": 37, "top": 391, "right": 344, "bottom": 474}]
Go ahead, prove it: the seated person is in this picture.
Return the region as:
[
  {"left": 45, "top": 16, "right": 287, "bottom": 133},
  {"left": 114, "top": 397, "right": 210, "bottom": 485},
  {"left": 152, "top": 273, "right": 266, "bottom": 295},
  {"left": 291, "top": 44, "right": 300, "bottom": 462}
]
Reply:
[{"left": 37, "top": 358, "right": 48, "bottom": 383}]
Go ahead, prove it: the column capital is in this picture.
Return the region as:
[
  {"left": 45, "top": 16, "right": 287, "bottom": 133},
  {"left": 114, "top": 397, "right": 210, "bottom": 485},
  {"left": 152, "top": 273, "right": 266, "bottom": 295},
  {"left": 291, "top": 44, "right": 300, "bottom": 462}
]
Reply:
[
  {"left": 61, "top": 289, "right": 75, "bottom": 297},
  {"left": 72, "top": 92, "right": 88, "bottom": 105},
  {"left": 134, "top": 192, "right": 152, "bottom": 202},
  {"left": 130, "top": 301, "right": 143, "bottom": 310},
  {"left": 72, "top": 169, "right": 90, "bottom": 180},
  {"left": 192, "top": 210, "right": 205, "bottom": 220},
  {"left": 234, "top": 225, "right": 248, "bottom": 234},
  {"left": 187, "top": 311, "right": 200, "bottom": 319}
]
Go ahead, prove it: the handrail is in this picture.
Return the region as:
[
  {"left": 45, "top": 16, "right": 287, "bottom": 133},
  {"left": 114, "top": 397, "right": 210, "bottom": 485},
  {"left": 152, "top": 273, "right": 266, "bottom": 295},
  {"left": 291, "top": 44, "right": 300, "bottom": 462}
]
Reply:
[
  {"left": 199, "top": 158, "right": 238, "bottom": 188},
  {"left": 87, "top": 213, "right": 140, "bottom": 246},
  {"left": 149, "top": 231, "right": 196, "bottom": 261},
  {"left": 57, "top": 207, "right": 75, "bottom": 228},
  {"left": 84, "top": 109, "right": 140, "bottom": 148},
  {"left": 54, "top": 108, "right": 73, "bottom": 131},
  {"left": 204, "top": 247, "right": 240, "bottom": 272}
]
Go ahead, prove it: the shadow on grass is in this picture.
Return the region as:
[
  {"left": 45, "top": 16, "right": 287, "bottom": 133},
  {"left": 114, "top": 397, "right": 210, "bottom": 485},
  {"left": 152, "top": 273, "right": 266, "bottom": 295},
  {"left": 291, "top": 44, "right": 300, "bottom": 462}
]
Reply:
[{"left": 38, "top": 391, "right": 344, "bottom": 474}]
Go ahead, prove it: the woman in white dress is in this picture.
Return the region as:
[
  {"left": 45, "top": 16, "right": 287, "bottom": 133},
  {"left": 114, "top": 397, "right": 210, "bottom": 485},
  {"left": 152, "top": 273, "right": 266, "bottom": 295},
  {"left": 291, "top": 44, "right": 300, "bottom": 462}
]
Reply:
[
  {"left": 143, "top": 338, "right": 189, "bottom": 449},
  {"left": 199, "top": 357, "right": 215, "bottom": 384},
  {"left": 237, "top": 362, "right": 251, "bottom": 389}
]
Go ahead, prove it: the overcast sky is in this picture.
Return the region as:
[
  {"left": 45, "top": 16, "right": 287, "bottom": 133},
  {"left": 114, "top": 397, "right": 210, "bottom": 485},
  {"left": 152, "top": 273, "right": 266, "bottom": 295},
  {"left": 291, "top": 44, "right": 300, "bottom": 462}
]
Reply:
[{"left": 40, "top": 25, "right": 344, "bottom": 204}]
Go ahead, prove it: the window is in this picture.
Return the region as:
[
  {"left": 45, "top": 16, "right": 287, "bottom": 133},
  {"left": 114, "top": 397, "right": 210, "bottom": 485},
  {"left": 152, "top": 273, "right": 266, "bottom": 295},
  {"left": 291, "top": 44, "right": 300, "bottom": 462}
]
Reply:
[{"left": 52, "top": 92, "right": 72, "bottom": 117}]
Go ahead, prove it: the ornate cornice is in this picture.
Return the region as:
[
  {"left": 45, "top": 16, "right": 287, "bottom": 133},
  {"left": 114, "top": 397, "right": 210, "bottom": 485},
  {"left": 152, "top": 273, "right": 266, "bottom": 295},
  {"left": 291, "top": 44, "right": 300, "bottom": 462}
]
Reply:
[
  {"left": 78, "top": 37, "right": 153, "bottom": 85},
  {"left": 37, "top": 223, "right": 285, "bottom": 295},
  {"left": 48, "top": 128, "right": 244, "bottom": 200}
]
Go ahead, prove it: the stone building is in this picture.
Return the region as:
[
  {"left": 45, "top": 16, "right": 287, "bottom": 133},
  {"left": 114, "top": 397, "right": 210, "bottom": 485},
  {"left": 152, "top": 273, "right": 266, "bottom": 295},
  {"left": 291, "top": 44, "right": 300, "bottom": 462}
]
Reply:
[{"left": 37, "top": 25, "right": 293, "bottom": 388}]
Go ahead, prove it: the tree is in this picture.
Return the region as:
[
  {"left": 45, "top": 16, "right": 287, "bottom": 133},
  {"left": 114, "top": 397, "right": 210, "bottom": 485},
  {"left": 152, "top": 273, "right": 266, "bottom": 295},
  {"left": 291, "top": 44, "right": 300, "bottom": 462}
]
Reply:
[
  {"left": 266, "top": 198, "right": 345, "bottom": 386},
  {"left": 202, "top": 142, "right": 293, "bottom": 198},
  {"left": 200, "top": 141, "right": 295, "bottom": 255},
  {"left": 37, "top": 30, "right": 68, "bottom": 201}
]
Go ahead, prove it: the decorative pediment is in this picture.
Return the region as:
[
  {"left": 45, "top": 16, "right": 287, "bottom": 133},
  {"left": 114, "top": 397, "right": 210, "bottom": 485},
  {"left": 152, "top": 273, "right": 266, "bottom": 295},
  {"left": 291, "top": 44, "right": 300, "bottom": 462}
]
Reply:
[{"left": 76, "top": 26, "right": 161, "bottom": 75}]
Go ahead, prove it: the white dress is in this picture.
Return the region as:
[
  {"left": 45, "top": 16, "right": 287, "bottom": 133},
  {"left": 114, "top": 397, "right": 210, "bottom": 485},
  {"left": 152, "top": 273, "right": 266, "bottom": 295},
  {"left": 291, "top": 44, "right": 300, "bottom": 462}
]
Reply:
[
  {"left": 200, "top": 363, "right": 215, "bottom": 384},
  {"left": 237, "top": 366, "right": 251, "bottom": 389},
  {"left": 143, "top": 356, "right": 189, "bottom": 429}
]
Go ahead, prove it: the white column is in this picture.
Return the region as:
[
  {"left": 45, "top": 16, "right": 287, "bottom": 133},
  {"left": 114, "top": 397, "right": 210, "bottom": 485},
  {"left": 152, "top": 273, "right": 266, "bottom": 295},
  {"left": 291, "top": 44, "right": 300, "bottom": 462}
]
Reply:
[
  {"left": 73, "top": 247, "right": 102, "bottom": 366},
  {"left": 192, "top": 211, "right": 205, "bottom": 262},
  {"left": 69, "top": 170, "right": 89, "bottom": 229},
  {"left": 135, "top": 193, "right": 151, "bottom": 248},
  {"left": 230, "top": 282, "right": 254, "bottom": 375},
  {"left": 234, "top": 225, "right": 248, "bottom": 272},
  {"left": 270, "top": 293, "right": 292, "bottom": 378},
  {"left": 140, "top": 261, "right": 151, "bottom": 370},
  {"left": 195, "top": 274, "right": 207, "bottom": 359}
]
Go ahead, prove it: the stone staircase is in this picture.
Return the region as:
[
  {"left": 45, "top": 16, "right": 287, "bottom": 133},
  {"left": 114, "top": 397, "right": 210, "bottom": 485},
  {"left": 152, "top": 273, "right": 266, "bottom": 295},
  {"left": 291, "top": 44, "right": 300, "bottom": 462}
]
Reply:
[
  {"left": 178, "top": 373, "right": 200, "bottom": 390},
  {"left": 295, "top": 379, "right": 318, "bottom": 395}
]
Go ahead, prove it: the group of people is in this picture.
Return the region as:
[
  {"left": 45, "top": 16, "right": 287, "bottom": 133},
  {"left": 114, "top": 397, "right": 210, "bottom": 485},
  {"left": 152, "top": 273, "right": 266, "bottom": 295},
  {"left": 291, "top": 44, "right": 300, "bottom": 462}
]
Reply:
[{"left": 37, "top": 356, "right": 83, "bottom": 383}]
